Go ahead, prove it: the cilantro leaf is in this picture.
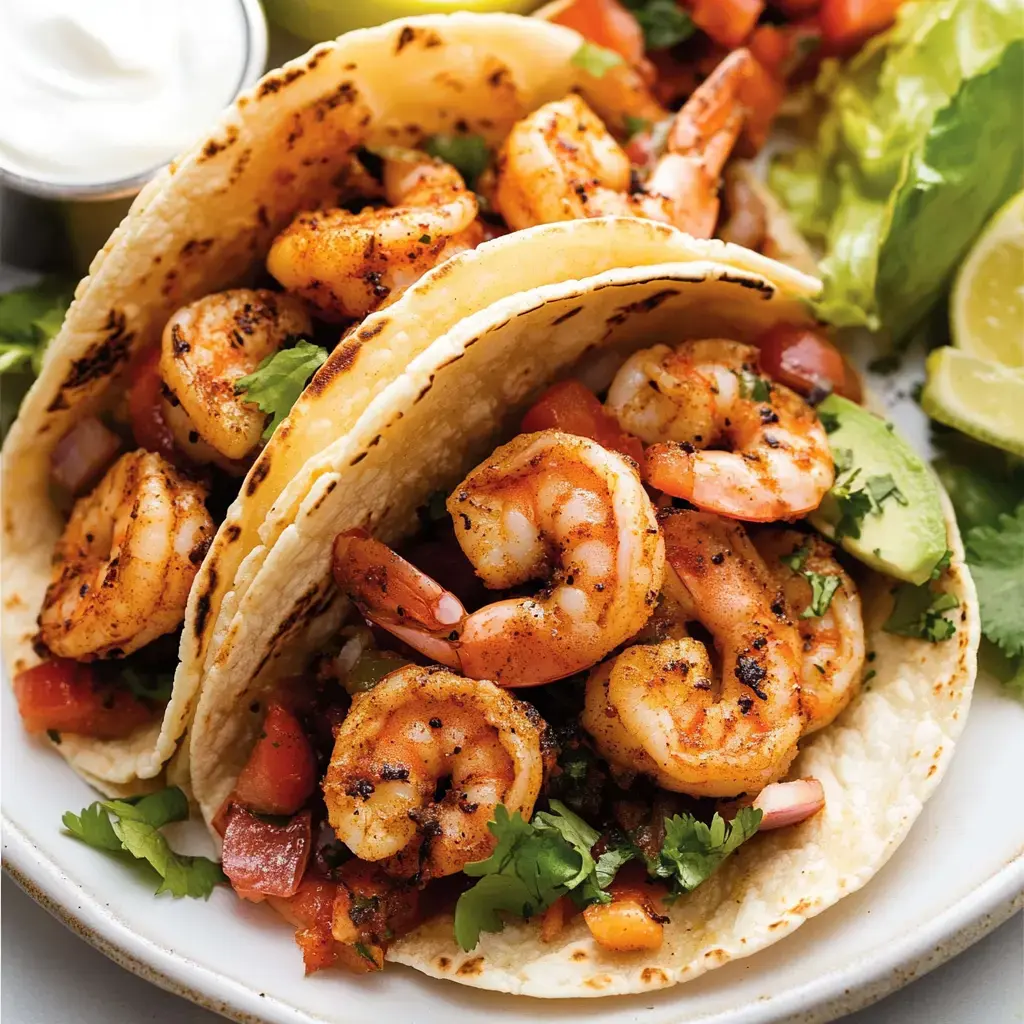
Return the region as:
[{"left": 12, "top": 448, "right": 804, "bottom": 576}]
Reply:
[
  {"left": 884, "top": 583, "right": 959, "bottom": 643},
  {"left": 235, "top": 340, "right": 327, "bottom": 440},
  {"left": 62, "top": 787, "right": 225, "bottom": 899},
  {"left": 532, "top": 799, "right": 599, "bottom": 889},
  {"left": 966, "top": 505, "right": 1024, "bottom": 658},
  {"left": 930, "top": 549, "right": 953, "bottom": 580},
  {"left": 111, "top": 818, "right": 226, "bottom": 899},
  {"left": 622, "top": 0, "right": 695, "bottom": 50},
  {"left": 121, "top": 667, "right": 174, "bottom": 704},
  {"left": 832, "top": 477, "right": 874, "bottom": 542},
  {"left": 819, "top": 409, "right": 841, "bottom": 434},
  {"left": 780, "top": 542, "right": 810, "bottom": 573},
  {"left": 594, "top": 844, "right": 635, "bottom": 888},
  {"left": 570, "top": 41, "right": 624, "bottom": 78},
  {"left": 735, "top": 369, "right": 771, "bottom": 402},
  {"left": 803, "top": 572, "right": 842, "bottom": 618},
  {"left": 647, "top": 808, "right": 761, "bottom": 897},
  {"left": 623, "top": 115, "right": 652, "bottom": 139},
  {"left": 865, "top": 474, "right": 907, "bottom": 509},
  {"left": 423, "top": 134, "right": 491, "bottom": 189},
  {"left": 63, "top": 803, "right": 122, "bottom": 852},
  {"left": 0, "top": 278, "right": 73, "bottom": 375}
]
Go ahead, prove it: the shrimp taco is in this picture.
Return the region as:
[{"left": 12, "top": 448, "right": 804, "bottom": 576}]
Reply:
[
  {"left": 187, "top": 235, "right": 977, "bottom": 994},
  {"left": 3, "top": 11, "right": 781, "bottom": 794}
]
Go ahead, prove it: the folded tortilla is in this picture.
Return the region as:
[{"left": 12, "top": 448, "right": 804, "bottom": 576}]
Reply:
[{"left": 187, "top": 232, "right": 976, "bottom": 993}]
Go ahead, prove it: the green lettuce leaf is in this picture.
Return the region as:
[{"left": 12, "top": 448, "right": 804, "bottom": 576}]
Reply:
[{"left": 772, "top": 0, "right": 1024, "bottom": 339}]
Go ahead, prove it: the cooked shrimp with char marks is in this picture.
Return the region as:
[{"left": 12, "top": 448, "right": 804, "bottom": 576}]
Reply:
[
  {"left": 39, "top": 450, "right": 214, "bottom": 660},
  {"left": 267, "top": 149, "right": 482, "bottom": 321},
  {"left": 582, "top": 509, "right": 804, "bottom": 797},
  {"left": 160, "top": 289, "right": 313, "bottom": 466},
  {"left": 324, "top": 666, "right": 547, "bottom": 881},
  {"left": 494, "top": 49, "right": 752, "bottom": 238},
  {"left": 333, "top": 430, "right": 665, "bottom": 687},
  {"left": 608, "top": 340, "right": 834, "bottom": 521},
  {"left": 755, "top": 529, "right": 865, "bottom": 734}
]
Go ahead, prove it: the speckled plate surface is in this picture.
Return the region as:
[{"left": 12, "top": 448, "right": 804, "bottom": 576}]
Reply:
[{"left": 3, "top": 360, "right": 1023, "bottom": 1024}]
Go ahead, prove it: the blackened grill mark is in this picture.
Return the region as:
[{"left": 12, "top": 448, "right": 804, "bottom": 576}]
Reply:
[
  {"left": 224, "top": 524, "right": 242, "bottom": 542},
  {"left": 245, "top": 460, "right": 270, "bottom": 496},
  {"left": 358, "top": 319, "right": 387, "bottom": 341},
  {"left": 189, "top": 537, "right": 212, "bottom": 565},
  {"left": 718, "top": 272, "right": 775, "bottom": 296},
  {"left": 396, "top": 26, "right": 416, "bottom": 51},
  {"left": 193, "top": 568, "right": 217, "bottom": 638},
  {"left": 48, "top": 310, "right": 134, "bottom": 408},
  {"left": 551, "top": 305, "right": 583, "bottom": 325},
  {"left": 735, "top": 655, "right": 768, "bottom": 700},
  {"left": 256, "top": 67, "right": 305, "bottom": 99}
]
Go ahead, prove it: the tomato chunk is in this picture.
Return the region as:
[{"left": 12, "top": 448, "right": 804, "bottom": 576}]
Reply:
[
  {"left": 756, "top": 324, "right": 863, "bottom": 403},
  {"left": 684, "top": 0, "right": 765, "bottom": 49},
  {"left": 522, "top": 380, "right": 645, "bottom": 466},
  {"left": 819, "top": 0, "right": 902, "bottom": 51},
  {"left": 268, "top": 875, "right": 339, "bottom": 974},
  {"left": 234, "top": 703, "right": 317, "bottom": 816},
  {"left": 221, "top": 806, "right": 311, "bottom": 900},
  {"left": 737, "top": 57, "right": 786, "bottom": 155},
  {"left": 14, "top": 659, "right": 154, "bottom": 739},
  {"left": 127, "top": 347, "right": 176, "bottom": 459},
  {"left": 543, "top": 0, "right": 646, "bottom": 65}
]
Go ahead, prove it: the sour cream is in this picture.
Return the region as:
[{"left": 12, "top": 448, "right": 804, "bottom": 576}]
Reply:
[{"left": 0, "top": 0, "right": 259, "bottom": 191}]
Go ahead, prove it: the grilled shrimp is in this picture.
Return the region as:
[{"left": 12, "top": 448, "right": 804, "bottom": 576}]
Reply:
[
  {"left": 160, "top": 289, "right": 313, "bottom": 466},
  {"left": 324, "top": 666, "right": 546, "bottom": 880},
  {"left": 333, "top": 430, "right": 664, "bottom": 687},
  {"left": 755, "top": 530, "right": 865, "bottom": 734},
  {"left": 494, "top": 49, "right": 752, "bottom": 237},
  {"left": 582, "top": 510, "right": 804, "bottom": 797},
  {"left": 607, "top": 340, "right": 834, "bottom": 521},
  {"left": 267, "top": 149, "right": 483, "bottom": 321},
  {"left": 39, "top": 451, "right": 214, "bottom": 660}
]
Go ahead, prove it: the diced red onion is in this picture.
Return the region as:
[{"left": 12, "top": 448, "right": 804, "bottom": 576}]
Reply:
[
  {"left": 50, "top": 417, "right": 121, "bottom": 495},
  {"left": 719, "top": 778, "right": 826, "bottom": 831}
]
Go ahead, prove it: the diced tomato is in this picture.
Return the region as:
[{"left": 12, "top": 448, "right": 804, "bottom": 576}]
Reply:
[
  {"left": 756, "top": 324, "right": 863, "bottom": 403},
  {"left": 684, "top": 0, "right": 765, "bottom": 49},
  {"left": 13, "top": 659, "right": 154, "bottom": 739},
  {"left": 234, "top": 703, "right": 317, "bottom": 816},
  {"left": 221, "top": 806, "right": 312, "bottom": 900},
  {"left": 127, "top": 346, "right": 176, "bottom": 459},
  {"left": 543, "top": 0, "right": 646, "bottom": 65},
  {"left": 521, "top": 380, "right": 645, "bottom": 467},
  {"left": 737, "top": 57, "right": 786, "bottom": 155},
  {"left": 818, "top": 0, "right": 902, "bottom": 52},
  {"left": 749, "top": 25, "right": 790, "bottom": 74},
  {"left": 268, "top": 875, "right": 339, "bottom": 974}
]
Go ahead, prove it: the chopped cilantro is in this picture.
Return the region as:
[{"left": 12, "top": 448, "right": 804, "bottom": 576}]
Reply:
[
  {"left": 570, "top": 41, "right": 624, "bottom": 78},
  {"left": 122, "top": 667, "right": 174, "bottom": 704},
  {"left": 736, "top": 369, "right": 771, "bottom": 402},
  {"left": 780, "top": 543, "right": 810, "bottom": 573},
  {"left": 865, "top": 473, "right": 907, "bottom": 508},
  {"left": 884, "top": 583, "right": 959, "bottom": 643},
  {"left": 833, "top": 481, "right": 874, "bottom": 542},
  {"left": 622, "top": 0, "right": 695, "bottom": 50},
  {"left": 62, "top": 787, "right": 225, "bottom": 899},
  {"left": 646, "top": 809, "right": 761, "bottom": 899},
  {"left": 423, "top": 134, "right": 491, "bottom": 189},
  {"left": 418, "top": 233, "right": 432, "bottom": 244},
  {"left": 623, "top": 115, "right": 652, "bottom": 139},
  {"left": 930, "top": 549, "right": 953, "bottom": 580},
  {"left": 354, "top": 942, "right": 379, "bottom": 965},
  {"left": 803, "top": 572, "right": 841, "bottom": 618},
  {"left": 832, "top": 447, "right": 855, "bottom": 475},
  {"left": 235, "top": 339, "right": 328, "bottom": 440}
]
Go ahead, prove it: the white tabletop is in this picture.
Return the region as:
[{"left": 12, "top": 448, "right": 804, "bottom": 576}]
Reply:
[{"left": 1, "top": 875, "right": 1020, "bottom": 1023}]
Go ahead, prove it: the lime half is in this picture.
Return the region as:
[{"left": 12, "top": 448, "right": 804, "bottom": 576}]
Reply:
[
  {"left": 951, "top": 189, "right": 1024, "bottom": 367},
  {"left": 922, "top": 347, "right": 1024, "bottom": 456}
]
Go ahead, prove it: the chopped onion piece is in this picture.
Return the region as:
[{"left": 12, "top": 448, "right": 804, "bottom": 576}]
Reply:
[
  {"left": 50, "top": 417, "right": 121, "bottom": 495},
  {"left": 718, "top": 778, "right": 826, "bottom": 830}
]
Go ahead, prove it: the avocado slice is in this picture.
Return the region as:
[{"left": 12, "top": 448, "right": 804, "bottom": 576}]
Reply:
[{"left": 809, "top": 395, "right": 948, "bottom": 585}]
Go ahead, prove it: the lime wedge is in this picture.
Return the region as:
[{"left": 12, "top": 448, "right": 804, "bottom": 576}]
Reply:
[
  {"left": 951, "top": 190, "right": 1024, "bottom": 367},
  {"left": 922, "top": 347, "right": 1024, "bottom": 456}
]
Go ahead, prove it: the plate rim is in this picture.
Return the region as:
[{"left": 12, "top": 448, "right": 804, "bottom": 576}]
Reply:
[{"left": 3, "top": 809, "right": 1022, "bottom": 1024}]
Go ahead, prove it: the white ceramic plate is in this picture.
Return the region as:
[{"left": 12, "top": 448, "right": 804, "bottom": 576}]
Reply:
[{"left": 4, "top": 361, "right": 1023, "bottom": 1024}]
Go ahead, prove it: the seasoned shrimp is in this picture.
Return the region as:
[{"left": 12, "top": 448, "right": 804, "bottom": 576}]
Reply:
[
  {"left": 494, "top": 49, "right": 752, "bottom": 237},
  {"left": 39, "top": 451, "right": 214, "bottom": 660},
  {"left": 607, "top": 340, "right": 834, "bottom": 521},
  {"left": 267, "top": 149, "right": 483, "bottom": 320},
  {"left": 160, "top": 289, "right": 313, "bottom": 465},
  {"left": 582, "top": 510, "right": 804, "bottom": 797},
  {"left": 333, "top": 430, "right": 665, "bottom": 687},
  {"left": 755, "top": 530, "right": 865, "bottom": 734},
  {"left": 324, "top": 666, "right": 546, "bottom": 880}
]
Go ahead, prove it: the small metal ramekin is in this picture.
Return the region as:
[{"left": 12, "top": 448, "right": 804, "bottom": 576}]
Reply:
[{"left": 0, "top": 0, "right": 268, "bottom": 202}]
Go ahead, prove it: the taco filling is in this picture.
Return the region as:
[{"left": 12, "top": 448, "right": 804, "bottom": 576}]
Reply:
[{"left": 212, "top": 325, "right": 956, "bottom": 974}]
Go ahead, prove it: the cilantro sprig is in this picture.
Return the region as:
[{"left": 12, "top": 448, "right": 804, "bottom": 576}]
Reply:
[
  {"left": 622, "top": 0, "right": 695, "bottom": 51},
  {"left": 883, "top": 583, "right": 959, "bottom": 643},
  {"left": 453, "top": 802, "right": 761, "bottom": 950},
  {"left": 831, "top": 464, "right": 907, "bottom": 542},
  {"left": 235, "top": 339, "right": 328, "bottom": 440},
  {"left": 63, "top": 787, "right": 226, "bottom": 899},
  {"left": 423, "top": 134, "right": 491, "bottom": 190},
  {"left": 779, "top": 543, "right": 842, "bottom": 618},
  {"left": 966, "top": 505, "right": 1024, "bottom": 661}
]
